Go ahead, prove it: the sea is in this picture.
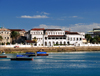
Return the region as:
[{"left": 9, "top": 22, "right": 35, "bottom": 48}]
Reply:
[{"left": 0, "top": 51, "right": 100, "bottom": 76}]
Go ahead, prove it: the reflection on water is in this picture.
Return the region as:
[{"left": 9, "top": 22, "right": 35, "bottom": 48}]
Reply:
[{"left": 0, "top": 52, "right": 100, "bottom": 76}]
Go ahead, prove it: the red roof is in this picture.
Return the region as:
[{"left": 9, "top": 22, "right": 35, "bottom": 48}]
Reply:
[
  {"left": 65, "top": 31, "right": 79, "bottom": 35},
  {"left": 9, "top": 29, "right": 25, "bottom": 31},
  {"left": 31, "top": 28, "right": 44, "bottom": 31}
]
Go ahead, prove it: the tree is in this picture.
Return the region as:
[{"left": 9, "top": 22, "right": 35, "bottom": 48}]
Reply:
[
  {"left": 33, "top": 37, "right": 37, "bottom": 43},
  {"left": 11, "top": 31, "right": 20, "bottom": 44},
  {"left": 0, "top": 35, "right": 3, "bottom": 41},
  {"left": 85, "top": 34, "right": 92, "bottom": 42},
  {"left": 94, "top": 36, "right": 100, "bottom": 43},
  {"left": 91, "top": 38, "right": 97, "bottom": 44}
]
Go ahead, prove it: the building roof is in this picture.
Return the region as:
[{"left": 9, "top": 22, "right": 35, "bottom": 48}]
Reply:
[
  {"left": 46, "top": 29, "right": 62, "bottom": 31},
  {"left": 31, "top": 28, "right": 45, "bottom": 31},
  {"left": 25, "top": 40, "right": 35, "bottom": 43},
  {"left": 48, "top": 35, "right": 66, "bottom": 37},
  {"left": 93, "top": 28, "right": 100, "bottom": 30},
  {"left": 0, "top": 28, "right": 10, "bottom": 31},
  {"left": 65, "top": 31, "right": 79, "bottom": 35},
  {"left": 9, "top": 29, "right": 25, "bottom": 31}
]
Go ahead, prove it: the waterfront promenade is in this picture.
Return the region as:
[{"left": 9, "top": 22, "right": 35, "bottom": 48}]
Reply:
[{"left": 0, "top": 46, "right": 100, "bottom": 53}]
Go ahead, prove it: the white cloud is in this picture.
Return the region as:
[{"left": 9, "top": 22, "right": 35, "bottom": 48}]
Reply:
[
  {"left": 69, "top": 16, "right": 78, "bottom": 18},
  {"left": 72, "top": 16, "right": 78, "bottom": 18},
  {"left": 57, "top": 18, "right": 64, "bottom": 20},
  {"left": 20, "top": 15, "right": 49, "bottom": 18},
  {"left": 70, "top": 23, "right": 100, "bottom": 32},
  {"left": 35, "top": 23, "right": 100, "bottom": 33},
  {"left": 41, "top": 12, "right": 49, "bottom": 15}
]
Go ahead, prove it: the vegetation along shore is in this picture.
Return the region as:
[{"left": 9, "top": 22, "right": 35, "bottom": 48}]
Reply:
[{"left": 0, "top": 46, "right": 100, "bottom": 53}]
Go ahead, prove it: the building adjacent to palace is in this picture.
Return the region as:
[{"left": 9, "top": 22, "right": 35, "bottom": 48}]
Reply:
[
  {"left": 9, "top": 29, "right": 26, "bottom": 43},
  {"left": 26, "top": 28, "right": 85, "bottom": 46},
  {"left": 0, "top": 27, "right": 11, "bottom": 44},
  {"left": 88, "top": 28, "right": 100, "bottom": 38}
]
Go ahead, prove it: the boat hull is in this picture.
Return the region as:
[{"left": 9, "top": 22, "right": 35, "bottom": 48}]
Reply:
[
  {"left": 0, "top": 56, "right": 7, "bottom": 58},
  {"left": 11, "top": 58, "right": 33, "bottom": 61},
  {"left": 37, "top": 54, "right": 49, "bottom": 56}
]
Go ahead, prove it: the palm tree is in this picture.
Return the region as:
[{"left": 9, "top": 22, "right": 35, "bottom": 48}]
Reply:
[
  {"left": 0, "top": 35, "right": 3, "bottom": 41},
  {"left": 94, "top": 36, "right": 100, "bottom": 43},
  {"left": 85, "top": 34, "right": 92, "bottom": 43},
  {"left": 33, "top": 37, "right": 37, "bottom": 43},
  {"left": 11, "top": 31, "right": 20, "bottom": 44}
]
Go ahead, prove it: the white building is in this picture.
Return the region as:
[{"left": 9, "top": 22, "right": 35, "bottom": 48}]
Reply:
[
  {"left": 26, "top": 28, "right": 85, "bottom": 46},
  {"left": 65, "top": 31, "right": 85, "bottom": 45}
]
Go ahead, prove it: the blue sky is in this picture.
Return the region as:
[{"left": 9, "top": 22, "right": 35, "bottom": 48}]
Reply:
[{"left": 0, "top": 0, "right": 100, "bottom": 32}]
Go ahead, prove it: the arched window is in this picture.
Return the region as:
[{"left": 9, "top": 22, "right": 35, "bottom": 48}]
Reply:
[
  {"left": 53, "top": 42, "right": 55, "bottom": 44},
  {"left": 77, "top": 38, "right": 78, "bottom": 41},
  {"left": 49, "top": 42, "right": 51, "bottom": 46},
  {"left": 64, "top": 42, "right": 66, "bottom": 45},
  {"left": 56, "top": 42, "right": 58, "bottom": 44},
  {"left": 80, "top": 38, "right": 82, "bottom": 41},
  {"left": 45, "top": 42, "right": 47, "bottom": 46},
  {"left": 60, "top": 42, "right": 62, "bottom": 45}
]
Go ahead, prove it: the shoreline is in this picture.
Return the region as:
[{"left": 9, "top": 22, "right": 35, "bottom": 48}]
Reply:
[{"left": 0, "top": 46, "right": 100, "bottom": 53}]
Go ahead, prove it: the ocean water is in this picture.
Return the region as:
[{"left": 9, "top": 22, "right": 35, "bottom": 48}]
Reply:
[{"left": 0, "top": 52, "right": 100, "bottom": 76}]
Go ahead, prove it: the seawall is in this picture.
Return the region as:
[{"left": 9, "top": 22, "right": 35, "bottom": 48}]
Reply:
[{"left": 0, "top": 46, "right": 100, "bottom": 53}]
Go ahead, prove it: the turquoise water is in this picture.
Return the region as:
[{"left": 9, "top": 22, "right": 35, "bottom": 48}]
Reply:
[{"left": 0, "top": 52, "right": 100, "bottom": 76}]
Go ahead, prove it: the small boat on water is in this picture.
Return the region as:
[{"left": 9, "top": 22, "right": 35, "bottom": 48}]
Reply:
[
  {"left": 11, "top": 58, "right": 33, "bottom": 61},
  {"left": 2, "top": 51, "right": 5, "bottom": 54},
  {"left": 23, "top": 52, "right": 36, "bottom": 57},
  {"left": 36, "top": 52, "right": 49, "bottom": 56},
  {"left": 0, "top": 56, "right": 7, "bottom": 58},
  {"left": 10, "top": 55, "right": 33, "bottom": 61}
]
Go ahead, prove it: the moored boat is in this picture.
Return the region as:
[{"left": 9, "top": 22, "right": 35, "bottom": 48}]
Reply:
[
  {"left": 11, "top": 58, "right": 33, "bottom": 61},
  {"left": 0, "top": 56, "right": 7, "bottom": 58},
  {"left": 23, "top": 52, "right": 36, "bottom": 57},
  {"left": 36, "top": 52, "right": 49, "bottom": 56}
]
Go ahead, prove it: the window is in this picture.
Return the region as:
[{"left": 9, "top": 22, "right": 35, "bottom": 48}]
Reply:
[
  {"left": 52, "top": 38, "right": 55, "bottom": 39},
  {"left": 60, "top": 37, "right": 62, "bottom": 39},
  {"left": 45, "top": 37, "right": 47, "bottom": 40},
  {"left": 77, "top": 38, "right": 78, "bottom": 41},
  {"left": 80, "top": 38, "right": 82, "bottom": 41},
  {"left": 56, "top": 37, "right": 58, "bottom": 39},
  {"left": 48, "top": 37, "right": 51, "bottom": 39}
]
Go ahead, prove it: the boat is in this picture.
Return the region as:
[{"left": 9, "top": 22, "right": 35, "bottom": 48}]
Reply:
[
  {"left": 11, "top": 58, "right": 33, "bottom": 61},
  {"left": 0, "top": 56, "right": 7, "bottom": 58},
  {"left": 2, "top": 51, "right": 5, "bottom": 54},
  {"left": 23, "top": 52, "right": 36, "bottom": 57},
  {"left": 16, "top": 55, "right": 29, "bottom": 57},
  {"left": 10, "top": 55, "right": 33, "bottom": 61},
  {"left": 36, "top": 52, "right": 49, "bottom": 56}
]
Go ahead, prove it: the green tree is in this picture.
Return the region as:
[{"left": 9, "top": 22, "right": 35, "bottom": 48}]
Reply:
[
  {"left": 33, "top": 37, "right": 37, "bottom": 43},
  {"left": 91, "top": 38, "right": 97, "bottom": 44},
  {"left": 94, "top": 36, "right": 100, "bottom": 43},
  {"left": 0, "top": 35, "right": 3, "bottom": 41},
  {"left": 85, "top": 34, "right": 92, "bottom": 43},
  {"left": 11, "top": 31, "right": 20, "bottom": 44}
]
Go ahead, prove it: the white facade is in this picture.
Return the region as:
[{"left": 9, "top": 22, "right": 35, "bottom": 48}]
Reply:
[
  {"left": 66, "top": 34, "right": 84, "bottom": 45},
  {"left": 44, "top": 30, "right": 66, "bottom": 46},
  {"left": 26, "top": 28, "right": 85, "bottom": 46}
]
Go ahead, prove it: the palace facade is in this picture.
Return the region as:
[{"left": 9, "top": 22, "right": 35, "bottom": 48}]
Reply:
[{"left": 26, "top": 28, "right": 85, "bottom": 46}]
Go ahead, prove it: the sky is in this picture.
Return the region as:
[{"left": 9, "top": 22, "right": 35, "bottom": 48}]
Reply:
[{"left": 0, "top": 0, "right": 100, "bottom": 33}]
